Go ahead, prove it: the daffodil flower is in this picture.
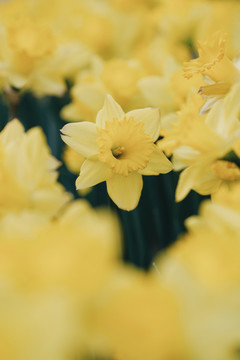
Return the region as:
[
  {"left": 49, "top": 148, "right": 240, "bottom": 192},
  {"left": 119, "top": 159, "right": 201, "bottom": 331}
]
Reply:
[
  {"left": 183, "top": 32, "right": 240, "bottom": 114},
  {"left": 61, "top": 95, "right": 172, "bottom": 210}
]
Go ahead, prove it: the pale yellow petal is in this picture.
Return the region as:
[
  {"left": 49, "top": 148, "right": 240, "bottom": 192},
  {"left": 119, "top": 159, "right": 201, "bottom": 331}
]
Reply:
[
  {"left": 60, "top": 103, "right": 84, "bottom": 122},
  {"left": 96, "top": 94, "right": 125, "bottom": 129},
  {"left": 223, "top": 82, "right": 240, "bottom": 125},
  {"left": 175, "top": 166, "right": 199, "bottom": 202},
  {"left": 76, "top": 159, "right": 111, "bottom": 189},
  {"left": 29, "top": 73, "right": 66, "bottom": 97},
  {"left": 126, "top": 108, "right": 161, "bottom": 141},
  {"left": 0, "top": 118, "right": 24, "bottom": 145},
  {"left": 138, "top": 76, "right": 166, "bottom": 107},
  {"left": 138, "top": 76, "right": 175, "bottom": 114},
  {"left": 139, "top": 145, "right": 173, "bottom": 175},
  {"left": 61, "top": 122, "right": 98, "bottom": 158},
  {"left": 200, "top": 96, "right": 221, "bottom": 116},
  {"left": 194, "top": 175, "right": 221, "bottom": 196},
  {"left": 106, "top": 173, "right": 143, "bottom": 211}
]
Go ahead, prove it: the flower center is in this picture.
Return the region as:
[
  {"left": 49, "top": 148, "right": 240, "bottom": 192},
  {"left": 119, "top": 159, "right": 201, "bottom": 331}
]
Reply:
[
  {"left": 111, "top": 146, "right": 125, "bottom": 158},
  {"left": 212, "top": 160, "right": 240, "bottom": 181},
  {"left": 97, "top": 116, "right": 153, "bottom": 176}
]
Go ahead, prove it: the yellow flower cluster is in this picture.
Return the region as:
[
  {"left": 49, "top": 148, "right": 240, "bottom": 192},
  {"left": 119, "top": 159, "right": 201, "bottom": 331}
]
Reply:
[
  {"left": 1, "top": 119, "right": 240, "bottom": 360},
  {"left": 0, "top": 0, "right": 240, "bottom": 359},
  {"left": 159, "top": 36, "right": 240, "bottom": 201},
  {"left": 0, "top": 0, "right": 93, "bottom": 96},
  {"left": 48, "top": 0, "right": 240, "bottom": 207},
  {"left": 0, "top": 119, "right": 121, "bottom": 359},
  {"left": 154, "top": 183, "right": 240, "bottom": 360}
]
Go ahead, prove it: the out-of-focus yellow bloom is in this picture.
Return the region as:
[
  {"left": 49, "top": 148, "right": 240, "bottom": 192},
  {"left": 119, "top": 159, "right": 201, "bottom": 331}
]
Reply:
[
  {"left": 184, "top": 32, "right": 240, "bottom": 114},
  {"left": 70, "top": 9, "right": 113, "bottom": 56},
  {"left": 61, "top": 57, "right": 147, "bottom": 123},
  {"left": 171, "top": 69, "right": 203, "bottom": 109},
  {"left": 211, "top": 160, "right": 240, "bottom": 181},
  {"left": 212, "top": 182, "right": 240, "bottom": 214},
  {"left": 137, "top": 54, "right": 180, "bottom": 116},
  {"left": 7, "top": 19, "right": 56, "bottom": 61},
  {"left": 184, "top": 32, "right": 229, "bottom": 80},
  {"left": 63, "top": 146, "right": 91, "bottom": 196},
  {"left": 195, "top": 0, "right": 240, "bottom": 57},
  {"left": 0, "top": 199, "right": 121, "bottom": 360},
  {"left": 157, "top": 93, "right": 205, "bottom": 156},
  {"left": 154, "top": 0, "right": 209, "bottom": 62},
  {"left": 63, "top": 146, "right": 85, "bottom": 174},
  {"left": 159, "top": 82, "right": 240, "bottom": 201},
  {"left": 0, "top": 287, "right": 79, "bottom": 360},
  {"left": 0, "top": 199, "right": 121, "bottom": 295},
  {"left": 89, "top": 268, "right": 188, "bottom": 360},
  {"left": 110, "top": 0, "right": 151, "bottom": 12},
  {"left": 154, "top": 186, "right": 240, "bottom": 360},
  {"left": 0, "top": 119, "right": 71, "bottom": 217},
  {"left": 61, "top": 73, "right": 106, "bottom": 123},
  {"left": 157, "top": 249, "right": 240, "bottom": 360},
  {"left": 101, "top": 58, "right": 145, "bottom": 105},
  {"left": 158, "top": 180, "right": 240, "bottom": 291},
  {"left": 61, "top": 94, "right": 172, "bottom": 210},
  {"left": 0, "top": 0, "right": 93, "bottom": 96},
  {"left": 164, "top": 205, "right": 240, "bottom": 290}
]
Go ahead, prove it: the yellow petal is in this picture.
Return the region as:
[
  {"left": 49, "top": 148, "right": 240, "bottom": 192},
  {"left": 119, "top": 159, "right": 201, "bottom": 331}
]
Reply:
[
  {"left": 61, "top": 122, "right": 98, "bottom": 158},
  {"left": 60, "top": 103, "right": 84, "bottom": 122},
  {"left": 175, "top": 166, "right": 198, "bottom": 202},
  {"left": 106, "top": 173, "right": 143, "bottom": 211},
  {"left": 138, "top": 76, "right": 175, "bottom": 115},
  {"left": 76, "top": 159, "right": 111, "bottom": 189},
  {"left": 0, "top": 119, "right": 24, "bottom": 145},
  {"left": 200, "top": 96, "right": 221, "bottom": 116},
  {"left": 29, "top": 73, "right": 66, "bottom": 97},
  {"left": 126, "top": 108, "right": 161, "bottom": 141},
  {"left": 194, "top": 173, "right": 221, "bottom": 196},
  {"left": 139, "top": 145, "right": 173, "bottom": 175},
  {"left": 96, "top": 94, "right": 125, "bottom": 129},
  {"left": 223, "top": 82, "right": 240, "bottom": 121}
]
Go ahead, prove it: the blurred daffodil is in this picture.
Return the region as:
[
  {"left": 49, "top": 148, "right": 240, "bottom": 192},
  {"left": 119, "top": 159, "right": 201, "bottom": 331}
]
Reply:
[
  {"left": 61, "top": 94, "right": 172, "bottom": 210},
  {"left": 63, "top": 146, "right": 92, "bottom": 196},
  {"left": 158, "top": 83, "right": 240, "bottom": 201},
  {"left": 184, "top": 32, "right": 240, "bottom": 114},
  {"left": 0, "top": 118, "right": 71, "bottom": 217}
]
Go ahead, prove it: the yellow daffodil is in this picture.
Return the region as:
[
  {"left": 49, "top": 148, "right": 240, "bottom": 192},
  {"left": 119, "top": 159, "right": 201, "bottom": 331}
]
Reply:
[
  {"left": 158, "top": 82, "right": 240, "bottom": 201},
  {"left": 154, "top": 188, "right": 240, "bottom": 360},
  {"left": 61, "top": 94, "right": 172, "bottom": 210},
  {"left": 63, "top": 146, "right": 85, "bottom": 174},
  {"left": 212, "top": 182, "right": 240, "bottom": 215},
  {"left": 61, "top": 73, "right": 106, "bottom": 123},
  {"left": 63, "top": 146, "right": 92, "bottom": 196},
  {"left": 61, "top": 57, "right": 147, "bottom": 123},
  {"left": 184, "top": 32, "right": 240, "bottom": 114},
  {"left": 89, "top": 268, "right": 187, "bottom": 360},
  {"left": 195, "top": 0, "right": 240, "bottom": 57},
  {"left": 0, "top": 119, "right": 71, "bottom": 217},
  {"left": 0, "top": 0, "right": 93, "bottom": 96},
  {"left": 137, "top": 53, "right": 180, "bottom": 116},
  {"left": 0, "top": 198, "right": 121, "bottom": 360}
]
